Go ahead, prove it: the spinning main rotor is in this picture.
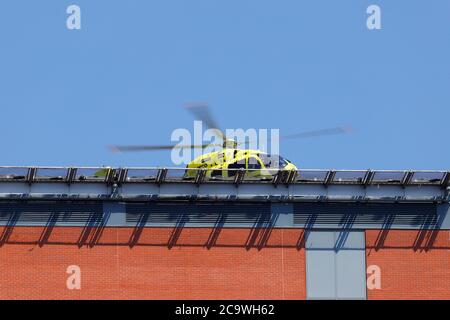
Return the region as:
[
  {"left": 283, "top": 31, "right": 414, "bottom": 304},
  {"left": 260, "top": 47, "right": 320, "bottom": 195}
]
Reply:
[{"left": 109, "top": 103, "right": 352, "bottom": 153}]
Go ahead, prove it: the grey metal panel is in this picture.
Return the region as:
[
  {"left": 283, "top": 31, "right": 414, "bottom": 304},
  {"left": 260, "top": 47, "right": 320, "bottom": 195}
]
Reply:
[
  {"left": 404, "top": 186, "right": 444, "bottom": 199},
  {"left": 289, "top": 184, "right": 327, "bottom": 198},
  {"left": 238, "top": 184, "right": 290, "bottom": 196},
  {"left": 0, "top": 200, "right": 447, "bottom": 230},
  {"left": 159, "top": 183, "right": 197, "bottom": 195},
  {"left": 336, "top": 249, "right": 366, "bottom": 299},
  {"left": 326, "top": 185, "right": 365, "bottom": 200},
  {"left": 306, "top": 249, "right": 336, "bottom": 299},
  {"left": 335, "top": 230, "right": 365, "bottom": 250},
  {"left": 104, "top": 202, "right": 126, "bottom": 226},
  {"left": 294, "top": 218, "right": 445, "bottom": 230},
  {"left": 294, "top": 202, "right": 437, "bottom": 215},
  {"left": 438, "top": 204, "right": 450, "bottom": 229},
  {"left": 306, "top": 230, "right": 335, "bottom": 249},
  {"left": 68, "top": 183, "right": 109, "bottom": 195},
  {"left": 30, "top": 183, "right": 70, "bottom": 194},
  {"left": 126, "top": 202, "right": 271, "bottom": 227},
  {"left": 121, "top": 184, "right": 159, "bottom": 195},
  {"left": 0, "top": 183, "right": 29, "bottom": 194},
  {"left": 198, "top": 184, "right": 233, "bottom": 195},
  {"left": 293, "top": 203, "right": 443, "bottom": 230},
  {"left": 306, "top": 231, "right": 366, "bottom": 300},
  {"left": 271, "top": 203, "right": 293, "bottom": 227},
  {"left": 306, "top": 230, "right": 365, "bottom": 250},
  {"left": 335, "top": 231, "right": 366, "bottom": 300},
  {"left": 365, "top": 185, "right": 403, "bottom": 198},
  {"left": 0, "top": 201, "right": 103, "bottom": 226}
]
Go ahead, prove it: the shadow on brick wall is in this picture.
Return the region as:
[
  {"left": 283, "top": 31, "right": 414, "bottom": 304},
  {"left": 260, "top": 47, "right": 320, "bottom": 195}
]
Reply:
[
  {"left": 1, "top": 212, "right": 449, "bottom": 252},
  {"left": 0, "top": 211, "right": 307, "bottom": 250},
  {"left": 368, "top": 213, "right": 449, "bottom": 253}
]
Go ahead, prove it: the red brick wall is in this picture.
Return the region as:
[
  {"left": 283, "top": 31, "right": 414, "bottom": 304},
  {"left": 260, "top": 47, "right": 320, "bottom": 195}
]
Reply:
[
  {"left": 0, "top": 226, "right": 306, "bottom": 300},
  {"left": 366, "top": 229, "right": 450, "bottom": 300}
]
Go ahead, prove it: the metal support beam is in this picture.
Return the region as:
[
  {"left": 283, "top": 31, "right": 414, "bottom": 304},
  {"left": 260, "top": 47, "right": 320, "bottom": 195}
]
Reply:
[
  {"left": 287, "top": 170, "right": 298, "bottom": 184},
  {"left": 234, "top": 169, "right": 245, "bottom": 185},
  {"left": 363, "top": 170, "right": 375, "bottom": 186},
  {"left": 195, "top": 169, "right": 206, "bottom": 184},
  {"left": 26, "top": 167, "right": 36, "bottom": 183},
  {"left": 441, "top": 172, "right": 450, "bottom": 188},
  {"left": 66, "top": 168, "right": 77, "bottom": 184},
  {"left": 117, "top": 168, "right": 128, "bottom": 184},
  {"left": 106, "top": 168, "right": 117, "bottom": 184},
  {"left": 156, "top": 168, "right": 168, "bottom": 184},
  {"left": 401, "top": 171, "right": 414, "bottom": 186},
  {"left": 324, "top": 171, "right": 336, "bottom": 185}
]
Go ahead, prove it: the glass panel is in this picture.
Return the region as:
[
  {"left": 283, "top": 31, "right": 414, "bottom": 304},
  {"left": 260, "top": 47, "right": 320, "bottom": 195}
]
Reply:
[
  {"left": 258, "top": 154, "right": 289, "bottom": 169},
  {"left": 411, "top": 172, "right": 445, "bottom": 184},
  {"left": 296, "top": 170, "right": 328, "bottom": 183},
  {"left": 372, "top": 171, "right": 405, "bottom": 183},
  {"left": 333, "top": 171, "right": 366, "bottom": 183},
  {"left": 126, "top": 168, "right": 158, "bottom": 182},
  {"left": 75, "top": 168, "right": 110, "bottom": 182},
  {"left": 166, "top": 168, "right": 192, "bottom": 181},
  {"left": 35, "top": 168, "right": 68, "bottom": 181},
  {"left": 0, "top": 167, "right": 28, "bottom": 180}
]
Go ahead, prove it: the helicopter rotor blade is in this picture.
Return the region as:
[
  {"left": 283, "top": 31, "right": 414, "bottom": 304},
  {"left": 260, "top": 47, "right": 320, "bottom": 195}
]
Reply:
[
  {"left": 281, "top": 126, "right": 353, "bottom": 140},
  {"left": 108, "top": 143, "right": 223, "bottom": 153},
  {"left": 235, "top": 125, "right": 353, "bottom": 147},
  {"left": 184, "top": 103, "right": 225, "bottom": 140}
]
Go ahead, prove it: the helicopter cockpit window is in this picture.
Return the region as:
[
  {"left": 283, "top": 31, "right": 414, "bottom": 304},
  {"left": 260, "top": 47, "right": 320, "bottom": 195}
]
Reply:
[
  {"left": 279, "top": 156, "right": 290, "bottom": 166},
  {"left": 258, "top": 154, "right": 289, "bottom": 169},
  {"left": 247, "top": 156, "right": 262, "bottom": 169},
  {"left": 228, "top": 162, "right": 246, "bottom": 170},
  {"left": 227, "top": 159, "right": 246, "bottom": 177}
]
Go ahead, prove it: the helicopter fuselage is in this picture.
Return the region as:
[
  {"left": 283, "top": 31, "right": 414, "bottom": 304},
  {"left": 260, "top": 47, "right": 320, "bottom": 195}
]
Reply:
[{"left": 184, "top": 148, "right": 297, "bottom": 179}]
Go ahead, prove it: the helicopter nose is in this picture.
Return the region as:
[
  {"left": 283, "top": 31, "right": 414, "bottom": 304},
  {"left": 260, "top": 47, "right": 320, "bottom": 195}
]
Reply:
[{"left": 284, "top": 163, "right": 298, "bottom": 171}]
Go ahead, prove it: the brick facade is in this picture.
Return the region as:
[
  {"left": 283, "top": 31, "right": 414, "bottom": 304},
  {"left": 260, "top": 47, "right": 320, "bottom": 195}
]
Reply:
[
  {"left": 0, "top": 227, "right": 306, "bottom": 300},
  {"left": 366, "top": 229, "right": 450, "bottom": 300},
  {"left": 1, "top": 226, "right": 449, "bottom": 299}
]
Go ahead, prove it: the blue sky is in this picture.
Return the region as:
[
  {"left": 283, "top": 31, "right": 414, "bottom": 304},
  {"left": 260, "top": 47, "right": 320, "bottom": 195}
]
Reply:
[{"left": 0, "top": 1, "right": 449, "bottom": 169}]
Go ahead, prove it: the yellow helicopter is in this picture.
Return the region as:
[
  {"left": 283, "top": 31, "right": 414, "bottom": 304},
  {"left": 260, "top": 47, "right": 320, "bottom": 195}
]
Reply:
[
  {"left": 182, "top": 147, "right": 297, "bottom": 180},
  {"left": 109, "top": 104, "right": 351, "bottom": 180}
]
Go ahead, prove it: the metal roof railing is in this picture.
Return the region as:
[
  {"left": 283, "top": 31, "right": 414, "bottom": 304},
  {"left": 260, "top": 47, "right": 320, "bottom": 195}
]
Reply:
[{"left": 0, "top": 166, "right": 448, "bottom": 187}]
